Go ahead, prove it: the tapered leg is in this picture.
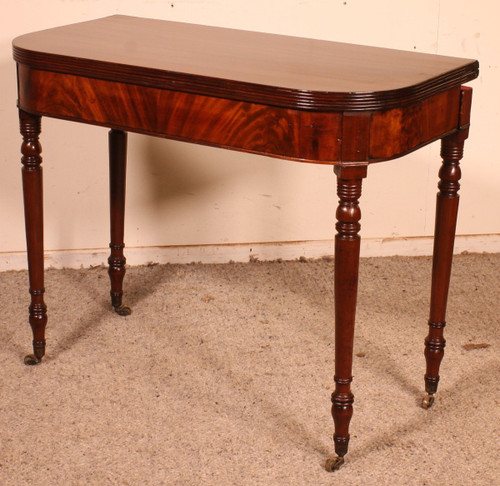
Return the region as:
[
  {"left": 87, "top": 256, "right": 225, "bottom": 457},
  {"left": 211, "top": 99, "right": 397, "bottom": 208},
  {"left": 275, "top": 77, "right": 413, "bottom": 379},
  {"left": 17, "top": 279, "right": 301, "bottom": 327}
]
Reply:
[
  {"left": 19, "top": 110, "right": 47, "bottom": 365},
  {"left": 108, "top": 129, "right": 131, "bottom": 316},
  {"left": 326, "top": 165, "right": 367, "bottom": 471},
  {"left": 422, "top": 131, "right": 468, "bottom": 408}
]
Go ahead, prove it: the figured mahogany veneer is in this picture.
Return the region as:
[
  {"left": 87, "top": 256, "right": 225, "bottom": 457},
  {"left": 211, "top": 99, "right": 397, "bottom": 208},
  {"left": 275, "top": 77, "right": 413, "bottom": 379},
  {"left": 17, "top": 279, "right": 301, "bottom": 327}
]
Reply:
[
  {"left": 13, "top": 15, "right": 478, "bottom": 471},
  {"left": 13, "top": 15, "right": 477, "bottom": 112},
  {"left": 14, "top": 16, "right": 478, "bottom": 164}
]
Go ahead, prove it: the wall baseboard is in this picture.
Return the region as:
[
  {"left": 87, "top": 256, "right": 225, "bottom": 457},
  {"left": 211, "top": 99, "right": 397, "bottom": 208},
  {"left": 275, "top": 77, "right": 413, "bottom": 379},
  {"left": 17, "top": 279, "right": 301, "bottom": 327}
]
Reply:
[{"left": 1, "top": 234, "right": 499, "bottom": 271}]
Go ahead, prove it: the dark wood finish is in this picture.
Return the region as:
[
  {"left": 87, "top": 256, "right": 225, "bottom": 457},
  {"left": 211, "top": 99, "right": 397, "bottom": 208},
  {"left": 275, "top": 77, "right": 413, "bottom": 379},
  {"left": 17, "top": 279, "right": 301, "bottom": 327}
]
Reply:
[
  {"left": 12, "top": 16, "right": 479, "bottom": 470},
  {"left": 369, "top": 88, "right": 461, "bottom": 162},
  {"left": 16, "top": 65, "right": 343, "bottom": 164},
  {"left": 331, "top": 165, "right": 367, "bottom": 462},
  {"left": 423, "top": 87, "right": 472, "bottom": 408},
  {"left": 19, "top": 109, "right": 47, "bottom": 365},
  {"left": 12, "top": 15, "right": 478, "bottom": 112},
  {"left": 341, "top": 113, "right": 371, "bottom": 162},
  {"left": 15, "top": 66, "right": 470, "bottom": 165},
  {"left": 108, "top": 129, "right": 131, "bottom": 316}
]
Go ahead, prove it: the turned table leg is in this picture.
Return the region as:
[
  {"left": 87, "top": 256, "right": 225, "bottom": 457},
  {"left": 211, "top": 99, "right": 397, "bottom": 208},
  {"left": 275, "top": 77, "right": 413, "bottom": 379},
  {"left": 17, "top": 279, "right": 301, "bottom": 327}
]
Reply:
[
  {"left": 19, "top": 109, "right": 47, "bottom": 365},
  {"left": 326, "top": 165, "right": 367, "bottom": 471},
  {"left": 108, "top": 129, "right": 131, "bottom": 316},
  {"left": 422, "top": 88, "right": 472, "bottom": 409},
  {"left": 422, "top": 132, "right": 467, "bottom": 408}
]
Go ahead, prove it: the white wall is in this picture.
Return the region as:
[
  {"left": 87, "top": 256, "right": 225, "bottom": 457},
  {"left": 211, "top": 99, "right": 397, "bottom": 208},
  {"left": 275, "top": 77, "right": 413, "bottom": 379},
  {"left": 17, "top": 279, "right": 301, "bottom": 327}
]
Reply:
[{"left": 0, "top": 1, "right": 497, "bottom": 268}]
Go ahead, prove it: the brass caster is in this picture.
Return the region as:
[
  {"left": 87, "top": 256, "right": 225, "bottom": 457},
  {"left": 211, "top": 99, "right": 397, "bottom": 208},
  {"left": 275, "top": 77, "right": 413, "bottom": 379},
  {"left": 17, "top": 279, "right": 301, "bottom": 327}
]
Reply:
[
  {"left": 114, "top": 305, "right": 132, "bottom": 316},
  {"left": 421, "top": 394, "right": 435, "bottom": 409},
  {"left": 325, "top": 456, "right": 345, "bottom": 472},
  {"left": 24, "top": 354, "right": 41, "bottom": 366}
]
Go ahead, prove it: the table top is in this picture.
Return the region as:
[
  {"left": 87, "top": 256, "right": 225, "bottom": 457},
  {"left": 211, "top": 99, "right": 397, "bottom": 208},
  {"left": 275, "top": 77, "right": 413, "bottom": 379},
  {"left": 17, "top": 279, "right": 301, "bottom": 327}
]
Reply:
[{"left": 13, "top": 15, "right": 478, "bottom": 111}]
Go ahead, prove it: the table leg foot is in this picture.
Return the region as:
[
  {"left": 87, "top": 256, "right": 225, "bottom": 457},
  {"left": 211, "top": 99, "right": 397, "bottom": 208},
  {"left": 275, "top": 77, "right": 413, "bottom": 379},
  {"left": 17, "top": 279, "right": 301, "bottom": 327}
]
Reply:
[
  {"left": 421, "top": 393, "right": 435, "bottom": 409},
  {"left": 24, "top": 354, "right": 41, "bottom": 366},
  {"left": 325, "top": 455, "right": 345, "bottom": 472},
  {"left": 24, "top": 340, "right": 45, "bottom": 365},
  {"left": 113, "top": 304, "right": 132, "bottom": 316}
]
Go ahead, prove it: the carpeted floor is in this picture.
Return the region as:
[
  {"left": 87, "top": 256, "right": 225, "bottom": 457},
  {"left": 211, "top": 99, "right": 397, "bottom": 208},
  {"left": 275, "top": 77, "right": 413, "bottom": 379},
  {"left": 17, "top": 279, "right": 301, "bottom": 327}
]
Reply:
[{"left": 0, "top": 254, "right": 498, "bottom": 485}]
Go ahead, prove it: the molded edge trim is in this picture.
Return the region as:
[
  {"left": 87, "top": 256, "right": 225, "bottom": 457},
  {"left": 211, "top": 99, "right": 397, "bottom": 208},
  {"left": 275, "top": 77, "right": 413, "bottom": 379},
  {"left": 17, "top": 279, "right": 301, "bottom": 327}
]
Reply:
[{"left": 13, "top": 46, "right": 479, "bottom": 112}]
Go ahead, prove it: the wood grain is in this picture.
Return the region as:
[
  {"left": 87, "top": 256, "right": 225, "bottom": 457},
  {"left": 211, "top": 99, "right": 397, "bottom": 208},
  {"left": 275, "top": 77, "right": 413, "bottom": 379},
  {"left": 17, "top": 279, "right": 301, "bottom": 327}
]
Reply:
[
  {"left": 369, "top": 88, "right": 461, "bottom": 161},
  {"left": 18, "top": 65, "right": 469, "bottom": 165},
  {"left": 18, "top": 65, "right": 343, "bottom": 164},
  {"left": 13, "top": 16, "right": 479, "bottom": 468},
  {"left": 13, "top": 15, "right": 479, "bottom": 112}
]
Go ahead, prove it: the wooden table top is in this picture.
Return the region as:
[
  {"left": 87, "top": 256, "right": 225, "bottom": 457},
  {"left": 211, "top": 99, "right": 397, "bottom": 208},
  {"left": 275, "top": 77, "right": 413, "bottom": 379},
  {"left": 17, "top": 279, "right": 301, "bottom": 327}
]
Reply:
[{"left": 13, "top": 15, "right": 478, "bottom": 111}]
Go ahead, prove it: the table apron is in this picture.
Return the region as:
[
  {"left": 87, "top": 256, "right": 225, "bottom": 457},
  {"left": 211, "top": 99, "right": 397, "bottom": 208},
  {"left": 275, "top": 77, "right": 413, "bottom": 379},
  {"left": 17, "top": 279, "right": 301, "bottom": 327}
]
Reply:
[{"left": 17, "top": 64, "right": 462, "bottom": 165}]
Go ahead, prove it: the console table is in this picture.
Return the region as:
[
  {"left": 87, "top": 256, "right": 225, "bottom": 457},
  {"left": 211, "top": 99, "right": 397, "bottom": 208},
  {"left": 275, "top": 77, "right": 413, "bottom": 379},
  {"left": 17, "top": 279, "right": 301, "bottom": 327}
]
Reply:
[{"left": 12, "top": 16, "right": 478, "bottom": 471}]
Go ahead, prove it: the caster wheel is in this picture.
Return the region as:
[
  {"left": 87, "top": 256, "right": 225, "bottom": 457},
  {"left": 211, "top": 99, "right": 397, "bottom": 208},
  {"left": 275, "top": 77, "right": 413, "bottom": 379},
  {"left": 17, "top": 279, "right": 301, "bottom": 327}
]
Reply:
[
  {"left": 421, "top": 394, "right": 435, "bottom": 409},
  {"left": 24, "top": 354, "right": 41, "bottom": 366},
  {"left": 114, "top": 305, "right": 132, "bottom": 316},
  {"left": 325, "top": 456, "right": 344, "bottom": 472}
]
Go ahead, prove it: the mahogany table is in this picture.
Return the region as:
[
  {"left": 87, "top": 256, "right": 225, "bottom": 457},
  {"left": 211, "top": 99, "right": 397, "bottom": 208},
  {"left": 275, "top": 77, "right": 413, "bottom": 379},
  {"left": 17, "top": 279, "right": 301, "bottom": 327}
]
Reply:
[{"left": 13, "top": 16, "right": 479, "bottom": 471}]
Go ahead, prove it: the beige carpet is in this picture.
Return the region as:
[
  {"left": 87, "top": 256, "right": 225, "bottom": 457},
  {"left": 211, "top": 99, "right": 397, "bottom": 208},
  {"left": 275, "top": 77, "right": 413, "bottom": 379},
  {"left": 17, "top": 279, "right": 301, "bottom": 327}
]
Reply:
[{"left": 0, "top": 254, "right": 498, "bottom": 485}]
